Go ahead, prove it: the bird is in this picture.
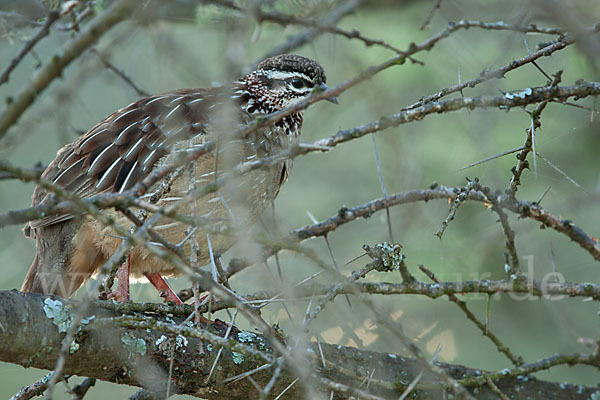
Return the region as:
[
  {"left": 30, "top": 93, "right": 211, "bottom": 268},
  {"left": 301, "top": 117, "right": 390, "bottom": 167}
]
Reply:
[{"left": 21, "top": 54, "right": 335, "bottom": 303}]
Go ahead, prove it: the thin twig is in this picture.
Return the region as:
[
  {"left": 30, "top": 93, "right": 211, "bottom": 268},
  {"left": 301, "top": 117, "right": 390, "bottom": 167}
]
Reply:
[
  {"left": 215, "top": 0, "right": 419, "bottom": 61},
  {"left": 0, "top": 10, "right": 60, "bottom": 85},
  {"left": 483, "top": 373, "right": 510, "bottom": 400},
  {"left": 261, "top": 0, "right": 363, "bottom": 60},
  {"left": 435, "top": 178, "right": 478, "bottom": 239},
  {"left": 459, "top": 351, "right": 595, "bottom": 387},
  {"left": 508, "top": 70, "right": 562, "bottom": 195},
  {"left": 273, "top": 377, "right": 299, "bottom": 400},
  {"left": 402, "top": 26, "right": 598, "bottom": 112},
  {"left": 0, "top": 0, "right": 137, "bottom": 137},
  {"left": 420, "top": 0, "right": 443, "bottom": 30},
  {"left": 206, "top": 310, "right": 239, "bottom": 383},
  {"left": 419, "top": 265, "right": 524, "bottom": 366},
  {"left": 302, "top": 243, "right": 402, "bottom": 330},
  {"left": 90, "top": 48, "right": 150, "bottom": 97}
]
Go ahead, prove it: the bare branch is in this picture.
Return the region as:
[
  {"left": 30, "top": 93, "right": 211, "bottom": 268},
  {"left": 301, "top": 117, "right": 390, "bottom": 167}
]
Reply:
[
  {"left": 3, "top": 79, "right": 599, "bottom": 231},
  {"left": 261, "top": 0, "right": 363, "bottom": 59},
  {"left": 420, "top": 0, "right": 443, "bottom": 30},
  {"left": 0, "top": 10, "right": 60, "bottom": 85},
  {"left": 1, "top": 289, "right": 597, "bottom": 399},
  {"left": 418, "top": 265, "right": 524, "bottom": 366},
  {"left": 0, "top": 0, "right": 137, "bottom": 138},
  {"left": 402, "top": 27, "right": 598, "bottom": 111},
  {"left": 90, "top": 48, "right": 150, "bottom": 97}
]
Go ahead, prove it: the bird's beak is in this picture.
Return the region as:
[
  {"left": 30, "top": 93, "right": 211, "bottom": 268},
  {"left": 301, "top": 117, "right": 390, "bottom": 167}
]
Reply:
[{"left": 319, "top": 83, "right": 339, "bottom": 104}]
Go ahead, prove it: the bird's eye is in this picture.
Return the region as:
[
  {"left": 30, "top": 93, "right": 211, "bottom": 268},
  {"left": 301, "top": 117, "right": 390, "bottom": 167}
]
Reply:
[{"left": 290, "top": 78, "right": 304, "bottom": 89}]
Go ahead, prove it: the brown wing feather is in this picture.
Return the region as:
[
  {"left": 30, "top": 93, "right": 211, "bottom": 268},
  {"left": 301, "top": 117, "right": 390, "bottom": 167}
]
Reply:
[{"left": 29, "top": 88, "right": 215, "bottom": 229}]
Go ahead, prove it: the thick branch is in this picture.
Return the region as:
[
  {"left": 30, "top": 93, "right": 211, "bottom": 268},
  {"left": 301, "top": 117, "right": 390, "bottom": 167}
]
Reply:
[{"left": 1, "top": 290, "right": 598, "bottom": 399}]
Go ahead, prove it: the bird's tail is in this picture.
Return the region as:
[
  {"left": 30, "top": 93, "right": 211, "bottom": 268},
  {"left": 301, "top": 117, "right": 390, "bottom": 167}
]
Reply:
[
  {"left": 20, "top": 251, "right": 40, "bottom": 293},
  {"left": 21, "top": 243, "right": 86, "bottom": 298}
]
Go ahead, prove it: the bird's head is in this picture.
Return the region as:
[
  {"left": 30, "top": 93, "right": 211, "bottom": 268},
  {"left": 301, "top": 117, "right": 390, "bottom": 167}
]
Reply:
[{"left": 238, "top": 54, "right": 335, "bottom": 115}]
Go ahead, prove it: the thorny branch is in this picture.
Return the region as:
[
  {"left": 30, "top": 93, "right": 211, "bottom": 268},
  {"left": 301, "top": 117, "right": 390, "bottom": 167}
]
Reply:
[
  {"left": 3, "top": 157, "right": 600, "bottom": 266},
  {"left": 2, "top": 80, "right": 600, "bottom": 232},
  {"left": 402, "top": 24, "right": 599, "bottom": 111},
  {"left": 418, "top": 265, "right": 524, "bottom": 366},
  {"left": 103, "top": 273, "right": 600, "bottom": 319}
]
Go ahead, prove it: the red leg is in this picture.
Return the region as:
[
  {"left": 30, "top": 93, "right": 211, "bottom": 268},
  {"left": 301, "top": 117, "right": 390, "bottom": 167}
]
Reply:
[
  {"left": 144, "top": 272, "right": 183, "bottom": 305},
  {"left": 109, "top": 255, "right": 130, "bottom": 302}
]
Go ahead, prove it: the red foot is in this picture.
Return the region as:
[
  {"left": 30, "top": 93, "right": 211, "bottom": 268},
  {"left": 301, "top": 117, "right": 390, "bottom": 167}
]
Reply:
[
  {"left": 108, "top": 255, "right": 130, "bottom": 302},
  {"left": 144, "top": 272, "right": 183, "bottom": 305}
]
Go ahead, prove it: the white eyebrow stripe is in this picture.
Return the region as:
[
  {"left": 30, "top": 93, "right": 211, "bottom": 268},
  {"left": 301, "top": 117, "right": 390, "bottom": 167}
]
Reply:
[
  {"left": 96, "top": 157, "right": 121, "bottom": 189},
  {"left": 119, "top": 160, "right": 139, "bottom": 193},
  {"left": 88, "top": 143, "right": 114, "bottom": 174},
  {"left": 263, "top": 70, "right": 313, "bottom": 82}
]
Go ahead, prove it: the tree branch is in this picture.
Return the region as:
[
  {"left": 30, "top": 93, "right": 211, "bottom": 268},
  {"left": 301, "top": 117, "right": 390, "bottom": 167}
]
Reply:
[
  {"left": 0, "top": 10, "right": 60, "bottom": 85},
  {"left": 1, "top": 290, "right": 598, "bottom": 399},
  {"left": 0, "top": 0, "right": 137, "bottom": 138}
]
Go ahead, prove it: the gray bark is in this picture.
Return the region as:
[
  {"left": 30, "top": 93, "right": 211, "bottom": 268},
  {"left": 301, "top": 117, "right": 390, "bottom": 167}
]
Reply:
[{"left": 0, "top": 290, "right": 596, "bottom": 399}]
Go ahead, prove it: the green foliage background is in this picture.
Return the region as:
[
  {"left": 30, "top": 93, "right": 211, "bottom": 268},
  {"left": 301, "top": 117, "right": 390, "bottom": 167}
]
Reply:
[{"left": 0, "top": 0, "right": 599, "bottom": 398}]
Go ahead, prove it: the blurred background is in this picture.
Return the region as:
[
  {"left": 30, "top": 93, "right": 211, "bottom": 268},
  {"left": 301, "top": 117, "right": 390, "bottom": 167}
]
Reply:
[{"left": 1, "top": 0, "right": 599, "bottom": 398}]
